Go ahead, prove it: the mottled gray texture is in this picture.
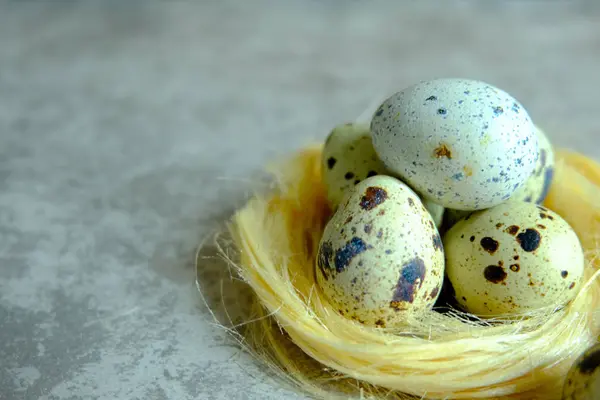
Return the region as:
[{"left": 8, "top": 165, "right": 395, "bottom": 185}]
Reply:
[{"left": 0, "top": 1, "right": 599, "bottom": 399}]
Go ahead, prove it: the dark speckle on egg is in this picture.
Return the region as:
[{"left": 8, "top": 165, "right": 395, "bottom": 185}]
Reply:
[
  {"left": 359, "top": 186, "right": 388, "bottom": 211},
  {"left": 432, "top": 234, "right": 443, "bottom": 252},
  {"left": 506, "top": 225, "right": 520, "bottom": 236},
  {"left": 429, "top": 286, "right": 440, "bottom": 300},
  {"left": 425, "top": 95, "right": 437, "bottom": 101},
  {"left": 484, "top": 264, "right": 507, "bottom": 284},
  {"left": 576, "top": 346, "right": 600, "bottom": 375},
  {"left": 539, "top": 212, "right": 554, "bottom": 220},
  {"left": 390, "top": 257, "right": 426, "bottom": 309},
  {"left": 437, "top": 108, "right": 447, "bottom": 115},
  {"left": 492, "top": 106, "right": 504, "bottom": 116},
  {"left": 317, "top": 241, "right": 334, "bottom": 280},
  {"left": 327, "top": 157, "right": 337, "bottom": 169},
  {"left": 334, "top": 237, "right": 369, "bottom": 273},
  {"left": 375, "top": 107, "right": 384, "bottom": 117},
  {"left": 480, "top": 237, "right": 499, "bottom": 254},
  {"left": 367, "top": 170, "right": 378, "bottom": 178},
  {"left": 452, "top": 172, "right": 465, "bottom": 181},
  {"left": 390, "top": 257, "right": 426, "bottom": 307},
  {"left": 561, "top": 270, "right": 568, "bottom": 278},
  {"left": 516, "top": 229, "right": 541, "bottom": 252},
  {"left": 433, "top": 144, "right": 452, "bottom": 159},
  {"left": 345, "top": 172, "right": 355, "bottom": 180}
]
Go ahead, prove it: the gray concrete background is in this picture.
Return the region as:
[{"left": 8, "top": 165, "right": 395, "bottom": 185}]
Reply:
[{"left": 1, "top": 1, "right": 599, "bottom": 399}]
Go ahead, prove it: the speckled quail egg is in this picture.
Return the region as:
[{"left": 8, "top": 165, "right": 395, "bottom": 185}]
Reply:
[
  {"left": 562, "top": 343, "right": 600, "bottom": 400},
  {"left": 322, "top": 122, "right": 389, "bottom": 209},
  {"left": 510, "top": 125, "right": 555, "bottom": 204},
  {"left": 371, "top": 78, "right": 539, "bottom": 211},
  {"left": 316, "top": 175, "right": 445, "bottom": 327},
  {"left": 443, "top": 202, "right": 584, "bottom": 317}
]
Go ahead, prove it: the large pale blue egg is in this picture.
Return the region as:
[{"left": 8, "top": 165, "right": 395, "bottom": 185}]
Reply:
[{"left": 370, "top": 78, "right": 538, "bottom": 211}]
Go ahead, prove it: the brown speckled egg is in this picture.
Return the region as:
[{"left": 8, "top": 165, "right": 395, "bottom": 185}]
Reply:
[
  {"left": 443, "top": 202, "right": 584, "bottom": 317},
  {"left": 562, "top": 343, "right": 600, "bottom": 400},
  {"left": 510, "top": 125, "right": 555, "bottom": 204},
  {"left": 322, "top": 123, "right": 389, "bottom": 209},
  {"left": 316, "top": 175, "right": 445, "bottom": 327}
]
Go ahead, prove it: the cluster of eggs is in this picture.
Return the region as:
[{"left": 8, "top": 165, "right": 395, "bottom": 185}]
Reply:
[{"left": 316, "top": 78, "right": 585, "bottom": 328}]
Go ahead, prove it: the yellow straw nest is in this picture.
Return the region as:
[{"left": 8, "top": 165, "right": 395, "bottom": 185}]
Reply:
[{"left": 207, "top": 145, "right": 600, "bottom": 400}]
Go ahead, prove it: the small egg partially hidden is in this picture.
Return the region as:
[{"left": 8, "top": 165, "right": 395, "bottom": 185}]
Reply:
[
  {"left": 322, "top": 123, "right": 389, "bottom": 209},
  {"left": 423, "top": 198, "right": 445, "bottom": 228},
  {"left": 443, "top": 202, "right": 584, "bottom": 317},
  {"left": 371, "top": 78, "right": 538, "bottom": 211},
  {"left": 510, "top": 125, "right": 555, "bottom": 204},
  {"left": 316, "top": 175, "right": 445, "bottom": 327},
  {"left": 442, "top": 209, "right": 473, "bottom": 233},
  {"left": 562, "top": 343, "right": 600, "bottom": 400}
]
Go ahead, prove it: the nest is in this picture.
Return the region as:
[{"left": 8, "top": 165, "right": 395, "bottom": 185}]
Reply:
[{"left": 204, "top": 145, "right": 600, "bottom": 400}]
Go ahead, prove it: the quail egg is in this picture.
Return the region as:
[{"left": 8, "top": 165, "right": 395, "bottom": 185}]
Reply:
[
  {"left": 510, "top": 125, "right": 555, "bottom": 204},
  {"left": 442, "top": 209, "right": 473, "bottom": 232},
  {"left": 443, "top": 127, "right": 553, "bottom": 233},
  {"left": 443, "top": 202, "right": 584, "bottom": 316},
  {"left": 371, "top": 78, "right": 538, "bottom": 211},
  {"left": 423, "top": 198, "right": 445, "bottom": 228},
  {"left": 322, "top": 122, "right": 389, "bottom": 209},
  {"left": 562, "top": 343, "right": 600, "bottom": 400},
  {"left": 316, "top": 175, "right": 445, "bottom": 327}
]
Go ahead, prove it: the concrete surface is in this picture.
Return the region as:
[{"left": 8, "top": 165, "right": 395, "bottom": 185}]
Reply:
[{"left": 1, "top": 1, "right": 599, "bottom": 399}]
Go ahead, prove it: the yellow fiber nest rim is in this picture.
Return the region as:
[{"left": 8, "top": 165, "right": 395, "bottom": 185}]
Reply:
[{"left": 221, "top": 145, "right": 600, "bottom": 400}]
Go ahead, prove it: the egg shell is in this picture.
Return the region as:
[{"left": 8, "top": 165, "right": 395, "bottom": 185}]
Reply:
[
  {"left": 510, "top": 125, "right": 555, "bottom": 204},
  {"left": 422, "top": 198, "right": 445, "bottom": 228},
  {"left": 441, "top": 127, "right": 554, "bottom": 231},
  {"left": 442, "top": 209, "right": 472, "bottom": 233},
  {"left": 316, "top": 175, "right": 445, "bottom": 327},
  {"left": 322, "top": 123, "right": 389, "bottom": 209},
  {"left": 371, "top": 78, "right": 538, "bottom": 211},
  {"left": 562, "top": 343, "right": 600, "bottom": 400},
  {"left": 443, "top": 202, "right": 584, "bottom": 317}
]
